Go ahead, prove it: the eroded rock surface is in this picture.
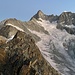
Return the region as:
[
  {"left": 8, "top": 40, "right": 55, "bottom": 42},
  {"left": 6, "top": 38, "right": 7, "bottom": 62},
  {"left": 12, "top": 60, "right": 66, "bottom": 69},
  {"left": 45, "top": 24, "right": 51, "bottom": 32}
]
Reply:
[{"left": 0, "top": 31, "right": 60, "bottom": 75}]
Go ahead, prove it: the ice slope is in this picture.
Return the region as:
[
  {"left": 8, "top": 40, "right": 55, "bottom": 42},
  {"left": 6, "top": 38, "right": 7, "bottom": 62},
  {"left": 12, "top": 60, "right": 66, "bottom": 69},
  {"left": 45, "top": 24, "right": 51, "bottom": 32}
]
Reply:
[{"left": 28, "top": 18, "right": 75, "bottom": 75}]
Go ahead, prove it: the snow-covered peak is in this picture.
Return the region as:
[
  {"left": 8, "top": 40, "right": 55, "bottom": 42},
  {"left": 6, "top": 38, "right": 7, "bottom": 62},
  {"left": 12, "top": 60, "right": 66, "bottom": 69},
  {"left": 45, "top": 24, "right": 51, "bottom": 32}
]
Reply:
[{"left": 64, "top": 11, "right": 67, "bottom": 12}]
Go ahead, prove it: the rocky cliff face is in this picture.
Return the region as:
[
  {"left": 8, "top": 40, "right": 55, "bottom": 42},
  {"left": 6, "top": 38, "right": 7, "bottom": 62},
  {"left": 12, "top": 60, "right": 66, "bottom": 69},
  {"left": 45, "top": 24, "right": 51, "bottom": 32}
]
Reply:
[
  {"left": 56, "top": 12, "right": 75, "bottom": 35},
  {"left": 31, "top": 10, "right": 58, "bottom": 23}
]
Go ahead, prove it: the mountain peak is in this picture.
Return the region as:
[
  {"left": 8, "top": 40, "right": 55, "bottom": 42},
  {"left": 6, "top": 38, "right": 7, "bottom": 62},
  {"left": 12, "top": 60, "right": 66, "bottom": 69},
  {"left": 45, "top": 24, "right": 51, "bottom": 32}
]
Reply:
[
  {"left": 30, "top": 10, "right": 46, "bottom": 20},
  {"left": 58, "top": 11, "right": 73, "bottom": 25},
  {"left": 37, "top": 10, "right": 44, "bottom": 16},
  {"left": 61, "top": 11, "right": 72, "bottom": 15}
]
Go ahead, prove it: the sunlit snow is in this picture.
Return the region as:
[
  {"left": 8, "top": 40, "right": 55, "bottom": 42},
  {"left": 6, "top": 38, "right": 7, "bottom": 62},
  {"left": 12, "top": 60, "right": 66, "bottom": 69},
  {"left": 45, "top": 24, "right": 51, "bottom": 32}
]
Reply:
[
  {"left": 6, "top": 35, "right": 15, "bottom": 43},
  {"left": 6, "top": 23, "right": 25, "bottom": 32},
  {"left": 65, "top": 24, "right": 75, "bottom": 28}
]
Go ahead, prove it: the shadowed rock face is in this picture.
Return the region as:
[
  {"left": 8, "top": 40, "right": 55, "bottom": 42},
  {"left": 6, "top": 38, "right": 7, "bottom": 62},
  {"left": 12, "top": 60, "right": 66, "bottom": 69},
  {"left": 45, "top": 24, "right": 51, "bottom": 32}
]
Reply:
[
  {"left": 56, "top": 12, "right": 75, "bottom": 34},
  {"left": 0, "top": 30, "right": 60, "bottom": 75}
]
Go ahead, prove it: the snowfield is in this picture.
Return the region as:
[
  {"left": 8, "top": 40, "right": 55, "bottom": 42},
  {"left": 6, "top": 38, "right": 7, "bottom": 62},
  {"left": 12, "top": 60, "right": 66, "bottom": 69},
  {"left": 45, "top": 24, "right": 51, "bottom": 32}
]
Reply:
[{"left": 28, "top": 18, "right": 75, "bottom": 75}]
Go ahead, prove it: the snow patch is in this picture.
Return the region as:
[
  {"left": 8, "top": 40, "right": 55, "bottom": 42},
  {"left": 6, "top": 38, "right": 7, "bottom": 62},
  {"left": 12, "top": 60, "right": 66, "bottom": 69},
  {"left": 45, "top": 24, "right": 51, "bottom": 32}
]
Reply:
[
  {"left": 65, "top": 25, "right": 75, "bottom": 28},
  {"left": 64, "top": 11, "right": 67, "bottom": 12},
  {"left": 6, "top": 35, "right": 15, "bottom": 43}
]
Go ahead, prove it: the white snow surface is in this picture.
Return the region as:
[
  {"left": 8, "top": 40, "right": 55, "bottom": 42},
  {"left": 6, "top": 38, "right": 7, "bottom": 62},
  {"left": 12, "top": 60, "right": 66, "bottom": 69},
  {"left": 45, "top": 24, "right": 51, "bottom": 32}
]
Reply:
[
  {"left": 6, "top": 23, "right": 25, "bottom": 32},
  {"left": 65, "top": 24, "right": 75, "bottom": 28},
  {"left": 28, "top": 18, "right": 75, "bottom": 75},
  {"left": 6, "top": 35, "right": 15, "bottom": 43}
]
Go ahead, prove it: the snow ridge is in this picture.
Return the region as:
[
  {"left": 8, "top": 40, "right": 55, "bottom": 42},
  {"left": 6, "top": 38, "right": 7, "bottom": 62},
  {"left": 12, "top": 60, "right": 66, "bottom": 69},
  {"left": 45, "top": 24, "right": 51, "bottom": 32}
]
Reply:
[{"left": 6, "top": 23, "right": 25, "bottom": 32}]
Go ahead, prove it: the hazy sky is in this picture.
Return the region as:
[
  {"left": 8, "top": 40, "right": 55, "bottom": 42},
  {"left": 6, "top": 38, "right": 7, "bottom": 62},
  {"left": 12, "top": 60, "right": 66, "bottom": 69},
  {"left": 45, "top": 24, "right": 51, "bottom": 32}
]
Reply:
[{"left": 0, "top": 0, "right": 75, "bottom": 21}]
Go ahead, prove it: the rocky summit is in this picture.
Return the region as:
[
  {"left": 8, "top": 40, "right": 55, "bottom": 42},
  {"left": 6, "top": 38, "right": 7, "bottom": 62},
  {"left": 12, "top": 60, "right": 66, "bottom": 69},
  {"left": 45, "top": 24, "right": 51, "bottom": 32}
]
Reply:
[{"left": 0, "top": 10, "right": 75, "bottom": 75}]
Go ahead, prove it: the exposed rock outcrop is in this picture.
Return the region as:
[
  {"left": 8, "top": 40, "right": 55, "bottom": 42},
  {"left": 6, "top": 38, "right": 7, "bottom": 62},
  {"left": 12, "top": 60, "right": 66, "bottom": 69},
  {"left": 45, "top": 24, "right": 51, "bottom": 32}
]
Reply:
[
  {"left": 31, "top": 10, "right": 46, "bottom": 20},
  {"left": 31, "top": 10, "right": 58, "bottom": 23},
  {"left": 0, "top": 30, "right": 60, "bottom": 75},
  {"left": 58, "top": 12, "right": 73, "bottom": 25}
]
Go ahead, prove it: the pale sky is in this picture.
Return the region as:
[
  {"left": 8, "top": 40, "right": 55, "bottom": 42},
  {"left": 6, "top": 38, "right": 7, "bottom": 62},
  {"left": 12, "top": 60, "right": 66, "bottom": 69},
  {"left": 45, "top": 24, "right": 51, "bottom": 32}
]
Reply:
[{"left": 0, "top": 0, "right": 75, "bottom": 21}]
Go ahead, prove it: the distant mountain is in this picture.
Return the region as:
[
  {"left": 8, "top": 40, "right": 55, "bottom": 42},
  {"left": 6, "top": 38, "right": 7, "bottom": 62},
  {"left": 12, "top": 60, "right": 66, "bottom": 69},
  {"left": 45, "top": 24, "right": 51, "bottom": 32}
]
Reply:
[
  {"left": 0, "top": 10, "right": 75, "bottom": 75},
  {"left": 31, "top": 10, "right": 58, "bottom": 22}
]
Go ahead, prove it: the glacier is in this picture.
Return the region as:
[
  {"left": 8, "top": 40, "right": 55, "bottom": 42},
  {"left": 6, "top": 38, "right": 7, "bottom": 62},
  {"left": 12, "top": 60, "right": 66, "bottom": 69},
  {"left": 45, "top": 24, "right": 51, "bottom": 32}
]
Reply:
[{"left": 28, "top": 18, "right": 75, "bottom": 75}]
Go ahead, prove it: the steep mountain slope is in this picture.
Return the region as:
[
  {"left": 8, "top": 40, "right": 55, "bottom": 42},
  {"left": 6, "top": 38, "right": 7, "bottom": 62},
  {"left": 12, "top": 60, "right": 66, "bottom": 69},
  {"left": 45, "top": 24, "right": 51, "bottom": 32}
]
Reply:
[
  {"left": 0, "top": 10, "right": 75, "bottom": 75},
  {"left": 0, "top": 19, "right": 60, "bottom": 75},
  {"left": 0, "top": 30, "right": 60, "bottom": 75}
]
